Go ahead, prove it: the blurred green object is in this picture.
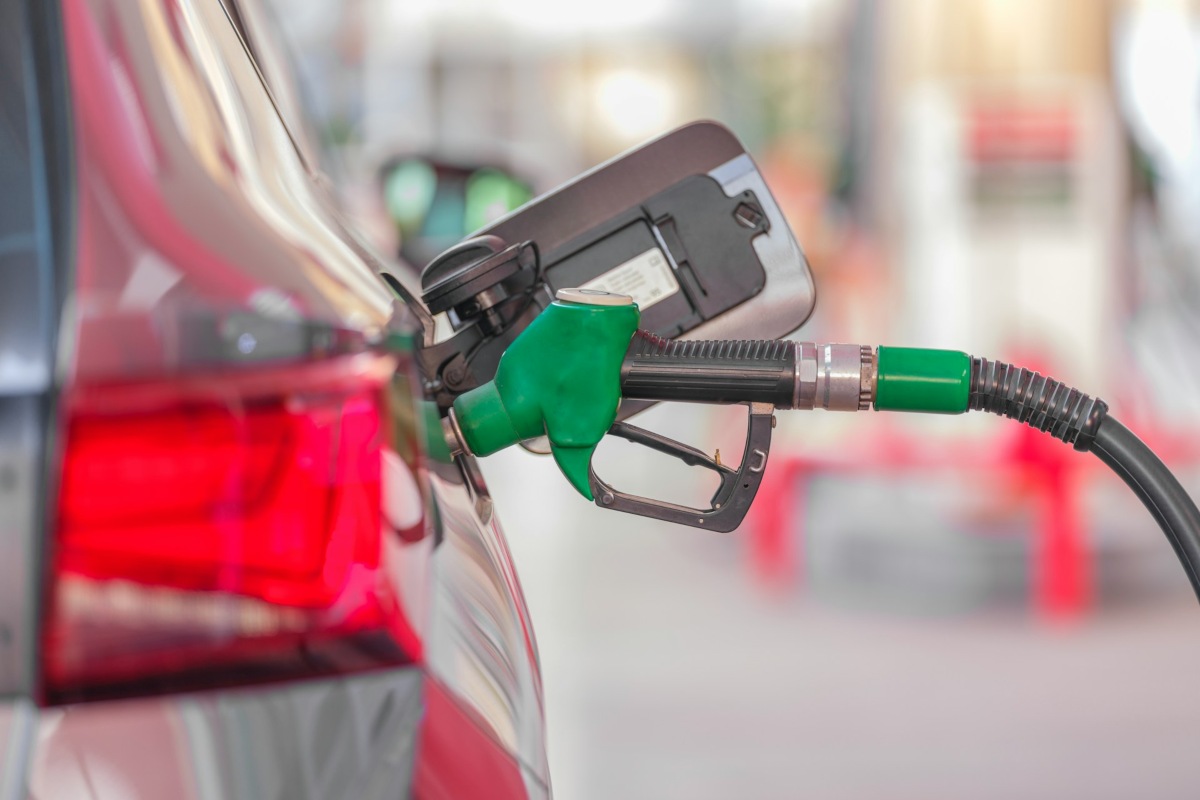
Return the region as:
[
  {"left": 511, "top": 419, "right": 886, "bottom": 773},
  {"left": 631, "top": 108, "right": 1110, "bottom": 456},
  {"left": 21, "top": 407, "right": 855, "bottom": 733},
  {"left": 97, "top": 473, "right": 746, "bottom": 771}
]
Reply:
[
  {"left": 465, "top": 168, "right": 533, "bottom": 233},
  {"left": 383, "top": 158, "right": 437, "bottom": 231},
  {"left": 380, "top": 157, "right": 533, "bottom": 266}
]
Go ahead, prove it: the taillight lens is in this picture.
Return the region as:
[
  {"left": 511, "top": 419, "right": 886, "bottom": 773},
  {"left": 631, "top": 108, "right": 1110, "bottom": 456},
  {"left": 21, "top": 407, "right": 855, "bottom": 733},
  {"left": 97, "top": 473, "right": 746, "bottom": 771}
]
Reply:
[{"left": 45, "top": 354, "right": 423, "bottom": 703}]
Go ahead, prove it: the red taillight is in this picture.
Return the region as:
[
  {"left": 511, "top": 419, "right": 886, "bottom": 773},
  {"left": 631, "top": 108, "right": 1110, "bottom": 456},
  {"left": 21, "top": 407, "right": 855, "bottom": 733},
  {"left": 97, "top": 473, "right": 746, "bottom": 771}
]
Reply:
[{"left": 45, "top": 355, "right": 424, "bottom": 703}]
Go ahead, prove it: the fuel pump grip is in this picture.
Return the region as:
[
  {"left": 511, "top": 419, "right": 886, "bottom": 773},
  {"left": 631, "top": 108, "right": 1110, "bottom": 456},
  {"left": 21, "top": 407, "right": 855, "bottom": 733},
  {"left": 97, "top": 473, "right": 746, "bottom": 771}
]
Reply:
[{"left": 449, "top": 289, "right": 1200, "bottom": 603}]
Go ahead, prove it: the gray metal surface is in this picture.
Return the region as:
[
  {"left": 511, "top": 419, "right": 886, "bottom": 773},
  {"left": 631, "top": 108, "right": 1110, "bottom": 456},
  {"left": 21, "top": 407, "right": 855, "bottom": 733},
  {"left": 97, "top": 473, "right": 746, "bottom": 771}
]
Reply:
[
  {"left": 589, "top": 403, "right": 775, "bottom": 532},
  {"left": 0, "top": 700, "right": 36, "bottom": 800},
  {"left": 480, "top": 124, "right": 816, "bottom": 345},
  {"left": 480, "top": 122, "right": 746, "bottom": 255},
  {"left": 0, "top": 0, "right": 55, "bottom": 398},
  {"left": 0, "top": 400, "right": 41, "bottom": 698},
  {"left": 805, "top": 343, "right": 874, "bottom": 412},
  {"left": 695, "top": 153, "right": 817, "bottom": 343}
]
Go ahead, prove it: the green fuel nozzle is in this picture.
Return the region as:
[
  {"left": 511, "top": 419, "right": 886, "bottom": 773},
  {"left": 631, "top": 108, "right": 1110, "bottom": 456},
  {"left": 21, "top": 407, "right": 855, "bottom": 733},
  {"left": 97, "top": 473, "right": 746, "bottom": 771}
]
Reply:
[
  {"left": 449, "top": 292, "right": 1110, "bottom": 531},
  {"left": 444, "top": 295, "right": 1200, "bottom": 616},
  {"left": 448, "top": 287, "right": 982, "bottom": 525},
  {"left": 452, "top": 289, "right": 640, "bottom": 499}
]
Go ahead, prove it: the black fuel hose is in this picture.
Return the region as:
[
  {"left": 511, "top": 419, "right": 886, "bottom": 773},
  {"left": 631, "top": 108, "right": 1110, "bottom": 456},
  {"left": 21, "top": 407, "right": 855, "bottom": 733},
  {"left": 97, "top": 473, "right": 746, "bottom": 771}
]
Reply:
[
  {"left": 1091, "top": 418, "right": 1200, "bottom": 599},
  {"left": 968, "top": 357, "right": 1200, "bottom": 602}
]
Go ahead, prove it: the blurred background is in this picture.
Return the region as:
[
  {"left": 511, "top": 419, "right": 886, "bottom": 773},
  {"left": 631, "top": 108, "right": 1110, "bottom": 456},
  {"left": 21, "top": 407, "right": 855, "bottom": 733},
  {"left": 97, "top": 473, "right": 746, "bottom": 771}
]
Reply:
[{"left": 267, "top": 0, "right": 1200, "bottom": 796}]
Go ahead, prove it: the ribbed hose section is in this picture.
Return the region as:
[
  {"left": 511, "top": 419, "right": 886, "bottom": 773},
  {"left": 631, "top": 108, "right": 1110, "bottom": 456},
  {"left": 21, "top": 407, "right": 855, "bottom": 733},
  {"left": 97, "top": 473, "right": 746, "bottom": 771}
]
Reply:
[
  {"left": 969, "top": 358, "right": 1108, "bottom": 452},
  {"left": 621, "top": 330, "right": 797, "bottom": 407},
  {"left": 625, "top": 331, "right": 794, "bottom": 362}
]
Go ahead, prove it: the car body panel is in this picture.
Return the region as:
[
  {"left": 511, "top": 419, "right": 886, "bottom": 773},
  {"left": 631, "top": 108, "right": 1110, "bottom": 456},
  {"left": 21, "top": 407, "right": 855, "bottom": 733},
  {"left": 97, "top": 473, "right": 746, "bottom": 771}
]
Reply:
[
  {"left": 0, "top": 0, "right": 550, "bottom": 794},
  {"left": 26, "top": 670, "right": 423, "bottom": 800},
  {"left": 414, "top": 678, "right": 541, "bottom": 800},
  {"left": 423, "top": 464, "right": 549, "bottom": 786},
  {"left": 62, "top": 0, "right": 393, "bottom": 385}
]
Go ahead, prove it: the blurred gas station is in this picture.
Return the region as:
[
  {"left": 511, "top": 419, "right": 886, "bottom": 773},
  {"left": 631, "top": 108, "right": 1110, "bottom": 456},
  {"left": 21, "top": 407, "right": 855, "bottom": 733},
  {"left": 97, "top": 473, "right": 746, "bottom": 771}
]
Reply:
[{"left": 267, "top": 0, "right": 1200, "bottom": 796}]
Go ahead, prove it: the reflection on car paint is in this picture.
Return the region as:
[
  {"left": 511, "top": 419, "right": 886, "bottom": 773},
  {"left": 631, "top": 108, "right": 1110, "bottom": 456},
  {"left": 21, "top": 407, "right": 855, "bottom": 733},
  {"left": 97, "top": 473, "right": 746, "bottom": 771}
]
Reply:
[
  {"left": 66, "top": 0, "right": 391, "bottom": 387},
  {"left": 424, "top": 463, "right": 549, "bottom": 789},
  {"left": 28, "top": 670, "right": 423, "bottom": 800}
]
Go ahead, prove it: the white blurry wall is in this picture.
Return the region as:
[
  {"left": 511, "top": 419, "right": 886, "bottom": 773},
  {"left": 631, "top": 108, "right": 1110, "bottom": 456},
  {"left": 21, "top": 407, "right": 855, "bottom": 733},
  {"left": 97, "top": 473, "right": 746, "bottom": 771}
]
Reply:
[{"left": 263, "top": 0, "right": 844, "bottom": 187}]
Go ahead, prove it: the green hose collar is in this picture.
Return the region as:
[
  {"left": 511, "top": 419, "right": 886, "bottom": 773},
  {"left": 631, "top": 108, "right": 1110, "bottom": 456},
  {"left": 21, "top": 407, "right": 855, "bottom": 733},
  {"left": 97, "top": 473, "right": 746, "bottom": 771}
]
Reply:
[{"left": 875, "top": 347, "right": 970, "bottom": 414}]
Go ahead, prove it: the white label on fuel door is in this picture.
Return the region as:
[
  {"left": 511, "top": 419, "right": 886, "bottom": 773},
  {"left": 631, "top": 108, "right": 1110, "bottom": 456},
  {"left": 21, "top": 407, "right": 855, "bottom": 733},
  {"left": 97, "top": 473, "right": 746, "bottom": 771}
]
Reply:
[{"left": 581, "top": 247, "right": 680, "bottom": 311}]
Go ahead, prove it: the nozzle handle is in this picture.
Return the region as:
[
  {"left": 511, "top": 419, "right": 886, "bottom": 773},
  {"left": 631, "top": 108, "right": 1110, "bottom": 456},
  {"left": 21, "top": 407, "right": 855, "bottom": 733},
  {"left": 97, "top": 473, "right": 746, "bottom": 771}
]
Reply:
[{"left": 621, "top": 331, "right": 797, "bottom": 407}]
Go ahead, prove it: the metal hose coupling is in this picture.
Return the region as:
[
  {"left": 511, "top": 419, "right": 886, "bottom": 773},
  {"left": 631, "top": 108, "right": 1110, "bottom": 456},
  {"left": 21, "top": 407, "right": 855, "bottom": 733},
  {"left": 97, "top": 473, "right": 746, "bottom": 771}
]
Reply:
[{"left": 793, "top": 343, "right": 875, "bottom": 411}]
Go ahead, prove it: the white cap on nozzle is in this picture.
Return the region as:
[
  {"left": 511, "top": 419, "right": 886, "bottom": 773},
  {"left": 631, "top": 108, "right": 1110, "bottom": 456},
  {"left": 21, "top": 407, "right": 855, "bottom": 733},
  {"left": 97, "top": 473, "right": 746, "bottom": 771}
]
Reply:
[{"left": 555, "top": 288, "right": 634, "bottom": 307}]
